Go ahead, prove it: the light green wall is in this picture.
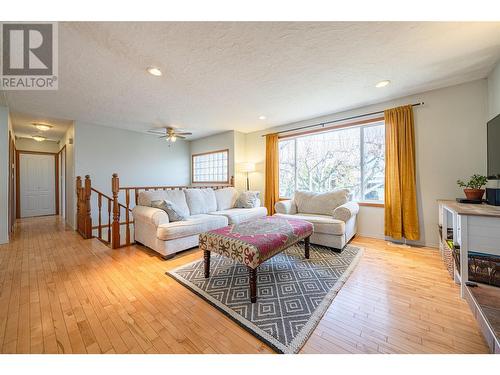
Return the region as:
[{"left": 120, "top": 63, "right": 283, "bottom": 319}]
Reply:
[{"left": 189, "top": 130, "right": 248, "bottom": 191}]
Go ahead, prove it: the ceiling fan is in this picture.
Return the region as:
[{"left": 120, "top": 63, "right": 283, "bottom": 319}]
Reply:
[{"left": 148, "top": 127, "right": 192, "bottom": 143}]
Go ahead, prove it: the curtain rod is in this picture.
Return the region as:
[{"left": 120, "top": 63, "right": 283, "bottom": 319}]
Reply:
[{"left": 261, "top": 102, "right": 424, "bottom": 137}]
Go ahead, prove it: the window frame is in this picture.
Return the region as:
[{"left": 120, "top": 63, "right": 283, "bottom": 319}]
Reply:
[
  {"left": 191, "top": 148, "right": 230, "bottom": 184},
  {"left": 278, "top": 117, "right": 385, "bottom": 207}
]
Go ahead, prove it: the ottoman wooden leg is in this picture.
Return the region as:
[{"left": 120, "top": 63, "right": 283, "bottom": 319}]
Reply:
[
  {"left": 204, "top": 250, "right": 210, "bottom": 278},
  {"left": 249, "top": 267, "right": 257, "bottom": 303},
  {"left": 304, "top": 236, "right": 310, "bottom": 259}
]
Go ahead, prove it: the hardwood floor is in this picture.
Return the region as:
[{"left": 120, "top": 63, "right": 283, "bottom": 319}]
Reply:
[{"left": 0, "top": 216, "right": 489, "bottom": 354}]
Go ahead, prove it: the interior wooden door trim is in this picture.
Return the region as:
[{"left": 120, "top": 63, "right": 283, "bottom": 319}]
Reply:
[
  {"left": 57, "top": 145, "right": 67, "bottom": 218},
  {"left": 8, "top": 132, "right": 15, "bottom": 236}
]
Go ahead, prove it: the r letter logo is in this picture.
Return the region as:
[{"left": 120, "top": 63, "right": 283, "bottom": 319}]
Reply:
[{"left": 1, "top": 22, "right": 58, "bottom": 90}]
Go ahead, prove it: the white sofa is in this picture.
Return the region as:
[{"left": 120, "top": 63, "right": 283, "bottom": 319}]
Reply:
[
  {"left": 274, "top": 190, "right": 359, "bottom": 251},
  {"left": 132, "top": 187, "right": 267, "bottom": 258}
]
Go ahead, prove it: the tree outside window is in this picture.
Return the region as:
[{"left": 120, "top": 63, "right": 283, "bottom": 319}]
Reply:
[{"left": 278, "top": 121, "right": 385, "bottom": 202}]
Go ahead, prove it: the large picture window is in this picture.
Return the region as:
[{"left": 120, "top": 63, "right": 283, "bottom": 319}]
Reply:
[
  {"left": 279, "top": 120, "right": 385, "bottom": 202},
  {"left": 192, "top": 149, "right": 229, "bottom": 183}
]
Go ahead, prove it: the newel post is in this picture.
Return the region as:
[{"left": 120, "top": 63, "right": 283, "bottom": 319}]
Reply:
[
  {"left": 111, "top": 173, "right": 120, "bottom": 249},
  {"left": 76, "top": 176, "right": 82, "bottom": 233},
  {"left": 84, "top": 175, "right": 92, "bottom": 239}
]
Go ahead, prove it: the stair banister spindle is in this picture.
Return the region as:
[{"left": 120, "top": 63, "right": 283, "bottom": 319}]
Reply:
[
  {"left": 76, "top": 176, "right": 82, "bottom": 234},
  {"left": 107, "top": 197, "right": 112, "bottom": 244},
  {"left": 111, "top": 173, "right": 121, "bottom": 249},
  {"left": 98, "top": 194, "right": 102, "bottom": 240},
  {"left": 84, "top": 175, "right": 92, "bottom": 239},
  {"left": 125, "top": 189, "right": 130, "bottom": 246}
]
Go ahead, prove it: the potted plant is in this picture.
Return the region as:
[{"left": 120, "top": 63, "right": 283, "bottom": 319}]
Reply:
[{"left": 456, "top": 174, "right": 488, "bottom": 201}]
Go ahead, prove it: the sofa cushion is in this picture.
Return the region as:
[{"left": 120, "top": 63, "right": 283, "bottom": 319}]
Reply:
[
  {"left": 151, "top": 200, "right": 187, "bottom": 222},
  {"left": 214, "top": 187, "right": 238, "bottom": 211},
  {"left": 293, "top": 189, "right": 349, "bottom": 216},
  {"left": 236, "top": 191, "right": 261, "bottom": 208},
  {"left": 274, "top": 213, "right": 345, "bottom": 236},
  {"left": 156, "top": 214, "right": 228, "bottom": 241},
  {"left": 137, "top": 190, "right": 190, "bottom": 217},
  {"left": 209, "top": 206, "right": 268, "bottom": 225},
  {"left": 184, "top": 188, "right": 217, "bottom": 215}
]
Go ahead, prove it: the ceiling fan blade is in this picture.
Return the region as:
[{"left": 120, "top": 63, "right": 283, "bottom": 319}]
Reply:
[
  {"left": 176, "top": 135, "right": 187, "bottom": 139},
  {"left": 174, "top": 132, "right": 192, "bottom": 136},
  {"left": 148, "top": 128, "right": 166, "bottom": 133},
  {"left": 158, "top": 135, "right": 168, "bottom": 138}
]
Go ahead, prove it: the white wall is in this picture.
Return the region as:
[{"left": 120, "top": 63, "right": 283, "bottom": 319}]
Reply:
[
  {"left": 488, "top": 61, "right": 500, "bottom": 120},
  {"left": 15, "top": 138, "right": 60, "bottom": 153},
  {"left": 245, "top": 80, "right": 488, "bottom": 247},
  {"left": 60, "top": 124, "right": 75, "bottom": 228},
  {"left": 74, "top": 122, "right": 191, "bottom": 197},
  {"left": 0, "top": 106, "right": 9, "bottom": 244}
]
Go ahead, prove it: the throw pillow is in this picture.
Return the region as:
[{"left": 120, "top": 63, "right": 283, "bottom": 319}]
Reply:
[
  {"left": 236, "top": 191, "right": 260, "bottom": 208},
  {"left": 151, "top": 200, "right": 187, "bottom": 222}
]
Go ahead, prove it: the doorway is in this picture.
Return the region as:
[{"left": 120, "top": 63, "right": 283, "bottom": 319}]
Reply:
[{"left": 16, "top": 151, "right": 58, "bottom": 218}]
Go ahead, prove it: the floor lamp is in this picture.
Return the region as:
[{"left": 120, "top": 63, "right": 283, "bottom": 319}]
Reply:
[{"left": 240, "top": 162, "right": 255, "bottom": 190}]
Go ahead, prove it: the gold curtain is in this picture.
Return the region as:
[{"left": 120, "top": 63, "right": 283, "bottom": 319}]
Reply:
[
  {"left": 384, "top": 105, "right": 420, "bottom": 241},
  {"left": 264, "top": 133, "right": 279, "bottom": 215}
]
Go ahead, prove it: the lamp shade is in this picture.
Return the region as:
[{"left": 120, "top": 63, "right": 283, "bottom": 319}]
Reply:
[{"left": 240, "top": 162, "right": 255, "bottom": 173}]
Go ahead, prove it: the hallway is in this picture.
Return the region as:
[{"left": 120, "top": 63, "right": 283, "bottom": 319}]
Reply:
[{"left": 0, "top": 216, "right": 489, "bottom": 353}]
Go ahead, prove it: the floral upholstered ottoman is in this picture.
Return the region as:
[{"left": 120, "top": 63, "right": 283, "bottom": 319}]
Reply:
[{"left": 199, "top": 216, "right": 313, "bottom": 303}]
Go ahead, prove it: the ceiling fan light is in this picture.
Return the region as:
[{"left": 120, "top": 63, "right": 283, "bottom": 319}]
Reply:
[{"left": 170, "top": 135, "right": 177, "bottom": 142}]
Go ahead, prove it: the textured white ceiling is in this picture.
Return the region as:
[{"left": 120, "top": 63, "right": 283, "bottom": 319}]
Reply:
[
  {"left": 11, "top": 112, "right": 72, "bottom": 141},
  {"left": 5, "top": 22, "right": 500, "bottom": 139}
]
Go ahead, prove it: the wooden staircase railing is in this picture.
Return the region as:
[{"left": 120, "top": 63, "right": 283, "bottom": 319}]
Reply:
[
  {"left": 76, "top": 173, "right": 234, "bottom": 249},
  {"left": 76, "top": 174, "right": 133, "bottom": 246},
  {"left": 76, "top": 176, "right": 92, "bottom": 239}
]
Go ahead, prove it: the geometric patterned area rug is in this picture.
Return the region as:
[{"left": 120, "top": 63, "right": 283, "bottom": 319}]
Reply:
[{"left": 167, "top": 243, "right": 363, "bottom": 354}]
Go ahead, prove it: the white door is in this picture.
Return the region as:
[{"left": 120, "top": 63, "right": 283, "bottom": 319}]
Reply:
[{"left": 20, "top": 153, "right": 56, "bottom": 218}]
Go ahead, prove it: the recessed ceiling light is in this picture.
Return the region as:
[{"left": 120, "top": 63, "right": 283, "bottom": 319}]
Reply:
[
  {"left": 32, "top": 122, "right": 52, "bottom": 131},
  {"left": 147, "top": 67, "right": 162, "bottom": 76},
  {"left": 375, "top": 80, "right": 391, "bottom": 88},
  {"left": 32, "top": 135, "right": 46, "bottom": 142},
  {"left": 258, "top": 115, "right": 267, "bottom": 120}
]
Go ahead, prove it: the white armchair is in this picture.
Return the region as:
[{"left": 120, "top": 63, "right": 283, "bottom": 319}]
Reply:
[{"left": 274, "top": 190, "right": 359, "bottom": 252}]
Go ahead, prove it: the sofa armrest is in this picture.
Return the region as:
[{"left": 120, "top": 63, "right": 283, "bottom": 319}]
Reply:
[
  {"left": 332, "top": 201, "right": 360, "bottom": 222},
  {"left": 275, "top": 200, "right": 297, "bottom": 215},
  {"left": 132, "top": 205, "right": 169, "bottom": 227}
]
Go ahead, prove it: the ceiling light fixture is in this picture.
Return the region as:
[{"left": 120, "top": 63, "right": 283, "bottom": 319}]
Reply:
[
  {"left": 33, "top": 122, "right": 53, "bottom": 131},
  {"left": 375, "top": 80, "right": 391, "bottom": 88},
  {"left": 32, "top": 135, "right": 46, "bottom": 142},
  {"left": 147, "top": 67, "right": 162, "bottom": 76},
  {"left": 258, "top": 115, "right": 267, "bottom": 120}
]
